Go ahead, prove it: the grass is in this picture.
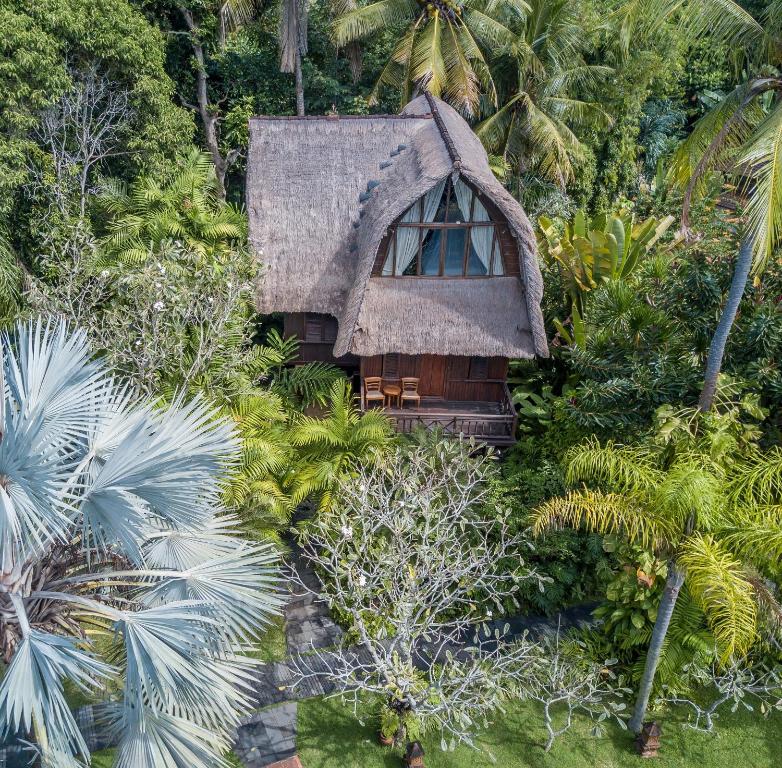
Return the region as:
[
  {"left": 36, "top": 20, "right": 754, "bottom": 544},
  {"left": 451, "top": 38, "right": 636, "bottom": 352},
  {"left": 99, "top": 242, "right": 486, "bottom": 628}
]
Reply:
[
  {"left": 249, "top": 615, "right": 288, "bottom": 663},
  {"left": 297, "top": 696, "right": 782, "bottom": 768}
]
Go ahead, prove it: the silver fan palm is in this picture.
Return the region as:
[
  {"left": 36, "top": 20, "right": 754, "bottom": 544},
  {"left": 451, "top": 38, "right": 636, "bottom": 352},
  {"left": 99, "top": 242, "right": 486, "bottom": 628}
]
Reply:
[{"left": 0, "top": 319, "right": 283, "bottom": 768}]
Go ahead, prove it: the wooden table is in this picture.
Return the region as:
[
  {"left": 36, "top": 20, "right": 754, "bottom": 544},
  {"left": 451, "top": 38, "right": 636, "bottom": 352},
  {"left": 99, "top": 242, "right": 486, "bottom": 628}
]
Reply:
[{"left": 383, "top": 384, "right": 401, "bottom": 408}]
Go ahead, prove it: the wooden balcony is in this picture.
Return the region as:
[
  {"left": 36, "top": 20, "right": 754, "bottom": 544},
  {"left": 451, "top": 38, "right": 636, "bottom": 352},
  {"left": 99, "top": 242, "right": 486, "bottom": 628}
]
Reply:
[{"left": 361, "top": 382, "right": 518, "bottom": 446}]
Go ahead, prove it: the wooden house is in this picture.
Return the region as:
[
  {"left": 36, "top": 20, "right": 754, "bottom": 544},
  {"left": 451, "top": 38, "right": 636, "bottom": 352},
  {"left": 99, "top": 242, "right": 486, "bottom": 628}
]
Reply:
[{"left": 246, "top": 94, "right": 548, "bottom": 445}]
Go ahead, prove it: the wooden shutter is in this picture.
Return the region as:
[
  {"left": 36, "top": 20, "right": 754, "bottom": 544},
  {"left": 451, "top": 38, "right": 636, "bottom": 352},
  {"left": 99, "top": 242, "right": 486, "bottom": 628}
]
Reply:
[
  {"left": 323, "top": 316, "right": 338, "bottom": 344},
  {"left": 304, "top": 313, "right": 323, "bottom": 342},
  {"left": 469, "top": 356, "right": 489, "bottom": 380},
  {"left": 382, "top": 354, "right": 400, "bottom": 380}
]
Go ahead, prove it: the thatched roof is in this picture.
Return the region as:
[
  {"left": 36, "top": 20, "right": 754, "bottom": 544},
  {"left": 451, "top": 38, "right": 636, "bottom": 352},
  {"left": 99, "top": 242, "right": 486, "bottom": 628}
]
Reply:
[
  {"left": 351, "top": 277, "right": 534, "bottom": 357},
  {"left": 247, "top": 95, "right": 548, "bottom": 359}
]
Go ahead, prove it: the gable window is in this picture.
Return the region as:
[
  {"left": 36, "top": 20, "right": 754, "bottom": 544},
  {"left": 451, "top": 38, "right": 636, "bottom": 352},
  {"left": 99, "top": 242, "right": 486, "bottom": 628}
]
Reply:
[{"left": 381, "top": 179, "right": 505, "bottom": 277}]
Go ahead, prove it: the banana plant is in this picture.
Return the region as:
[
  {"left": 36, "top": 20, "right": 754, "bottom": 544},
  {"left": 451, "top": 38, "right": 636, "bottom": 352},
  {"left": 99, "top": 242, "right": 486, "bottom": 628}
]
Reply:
[
  {"left": 539, "top": 208, "right": 677, "bottom": 347},
  {"left": 539, "top": 209, "right": 677, "bottom": 316}
]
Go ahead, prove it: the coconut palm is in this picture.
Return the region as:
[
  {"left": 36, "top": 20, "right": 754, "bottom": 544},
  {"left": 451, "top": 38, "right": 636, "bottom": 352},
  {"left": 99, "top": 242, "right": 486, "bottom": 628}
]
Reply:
[
  {"left": 531, "top": 420, "right": 782, "bottom": 733},
  {"left": 667, "top": 0, "right": 782, "bottom": 410},
  {"left": 0, "top": 318, "right": 283, "bottom": 768},
  {"left": 98, "top": 150, "right": 246, "bottom": 265},
  {"left": 475, "top": 0, "right": 612, "bottom": 186},
  {"left": 289, "top": 378, "right": 393, "bottom": 510},
  {"left": 332, "top": 0, "right": 526, "bottom": 116}
]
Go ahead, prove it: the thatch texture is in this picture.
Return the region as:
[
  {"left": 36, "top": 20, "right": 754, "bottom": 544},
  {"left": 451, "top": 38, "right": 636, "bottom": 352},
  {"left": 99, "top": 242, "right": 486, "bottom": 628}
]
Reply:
[
  {"left": 247, "top": 115, "right": 431, "bottom": 314},
  {"left": 247, "top": 95, "right": 548, "bottom": 359},
  {"left": 350, "top": 278, "right": 533, "bottom": 357}
]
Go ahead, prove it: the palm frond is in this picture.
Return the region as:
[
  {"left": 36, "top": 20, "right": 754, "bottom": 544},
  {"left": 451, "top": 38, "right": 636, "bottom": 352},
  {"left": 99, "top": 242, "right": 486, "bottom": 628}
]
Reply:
[
  {"left": 0, "top": 631, "right": 112, "bottom": 762},
  {"left": 720, "top": 508, "right": 782, "bottom": 563},
  {"left": 139, "top": 543, "right": 284, "bottom": 642},
  {"left": 728, "top": 446, "right": 782, "bottom": 506},
  {"left": 738, "top": 100, "right": 782, "bottom": 270},
  {"left": 531, "top": 489, "right": 672, "bottom": 549},
  {"left": 679, "top": 533, "right": 758, "bottom": 661},
  {"left": 563, "top": 438, "right": 661, "bottom": 495},
  {"left": 333, "top": 0, "right": 419, "bottom": 45},
  {"left": 410, "top": 10, "right": 447, "bottom": 98}
]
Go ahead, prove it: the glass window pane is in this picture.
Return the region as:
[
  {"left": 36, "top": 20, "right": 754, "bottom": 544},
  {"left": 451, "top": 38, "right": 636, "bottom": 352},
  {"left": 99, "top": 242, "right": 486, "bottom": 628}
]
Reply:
[
  {"left": 420, "top": 229, "right": 442, "bottom": 275},
  {"left": 431, "top": 186, "right": 449, "bottom": 223},
  {"left": 466, "top": 246, "right": 488, "bottom": 275},
  {"left": 445, "top": 192, "right": 465, "bottom": 223},
  {"left": 444, "top": 229, "right": 466, "bottom": 275}
]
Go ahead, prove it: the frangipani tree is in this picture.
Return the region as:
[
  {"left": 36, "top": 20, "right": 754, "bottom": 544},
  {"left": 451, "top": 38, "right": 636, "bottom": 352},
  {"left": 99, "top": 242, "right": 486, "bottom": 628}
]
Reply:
[
  {"left": 292, "top": 440, "right": 543, "bottom": 749},
  {"left": 0, "top": 319, "right": 283, "bottom": 768},
  {"left": 531, "top": 411, "right": 782, "bottom": 734}
]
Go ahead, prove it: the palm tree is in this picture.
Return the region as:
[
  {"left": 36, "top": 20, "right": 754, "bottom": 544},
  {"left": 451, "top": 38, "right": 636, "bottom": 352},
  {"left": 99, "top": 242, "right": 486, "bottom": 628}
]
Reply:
[
  {"left": 668, "top": 0, "right": 782, "bottom": 410},
  {"left": 289, "top": 378, "right": 393, "bottom": 510},
  {"left": 0, "top": 319, "right": 283, "bottom": 767},
  {"left": 531, "top": 422, "right": 782, "bottom": 733},
  {"left": 332, "top": 0, "right": 525, "bottom": 116},
  {"left": 97, "top": 150, "right": 246, "bottom": 265},
  {"left": 475, "top": 0, "right": 612, "bottom": 187}
]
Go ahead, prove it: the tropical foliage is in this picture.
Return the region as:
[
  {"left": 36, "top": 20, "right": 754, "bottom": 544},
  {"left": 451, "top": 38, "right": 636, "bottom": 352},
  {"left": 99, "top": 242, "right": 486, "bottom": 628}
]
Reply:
[
  {"left": 531, "top": 408, "right": 782, "bottom": 729},
  {"left": 97, "top": 150, "right": 247, "bottom": 265},
  {"left": 332, "top": 0, "right": 516, "bottom": 115},
  {"left": 0, "top": 319, "right": 282, "bottom": 768},
  {"left": 474, "top": 0, "right": 612, "bottom": 186},
  {"left": 4, "top": 0, "right": 782, "bottom": 760},
  {"left": 289, "top": 378, "right": 393, "bottom": 510}
]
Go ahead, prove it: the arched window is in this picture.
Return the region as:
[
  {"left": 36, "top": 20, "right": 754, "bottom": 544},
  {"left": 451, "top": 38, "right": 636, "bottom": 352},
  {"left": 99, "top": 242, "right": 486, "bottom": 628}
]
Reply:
[{"left": 380, "top": 178, "right": 505, "bottom": 277}]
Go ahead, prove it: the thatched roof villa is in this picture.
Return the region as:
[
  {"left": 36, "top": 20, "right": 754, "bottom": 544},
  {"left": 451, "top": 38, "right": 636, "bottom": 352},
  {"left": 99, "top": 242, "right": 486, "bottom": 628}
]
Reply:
[{"left": 247, "top": 93, "right": 547, "bottom": 445}]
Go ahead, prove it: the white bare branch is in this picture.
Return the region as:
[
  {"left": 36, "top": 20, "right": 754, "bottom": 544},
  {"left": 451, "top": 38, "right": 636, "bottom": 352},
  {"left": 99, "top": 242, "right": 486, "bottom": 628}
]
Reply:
[
  {"left": 27, "top": 64, "right": 133, "bottom": 233},
  {"left": 289, "top": 442, "right": 548, "bottom": 750},
  {"left": 656, "top": 658, "right": 782, "bottom": 732}
]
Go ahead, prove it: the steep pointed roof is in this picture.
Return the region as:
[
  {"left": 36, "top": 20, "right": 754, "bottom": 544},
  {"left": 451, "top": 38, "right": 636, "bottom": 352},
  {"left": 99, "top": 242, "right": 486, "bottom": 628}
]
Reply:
[{"left": 246, "top": 95, "right": 548, "bottom": 359}]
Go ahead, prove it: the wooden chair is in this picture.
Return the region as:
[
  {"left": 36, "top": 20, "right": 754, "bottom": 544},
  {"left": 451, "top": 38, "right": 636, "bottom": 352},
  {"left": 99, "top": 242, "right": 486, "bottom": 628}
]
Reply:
[
  {"left": 363, "top": 377, "right": 385, "bottom": 409},
  {"left": 400, "top": 377, "right": 421, "bottom": 410}
]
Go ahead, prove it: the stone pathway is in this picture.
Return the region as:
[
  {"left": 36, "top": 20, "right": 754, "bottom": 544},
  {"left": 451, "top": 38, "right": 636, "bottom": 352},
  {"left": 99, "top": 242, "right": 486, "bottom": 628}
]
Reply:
[
  {"left": 235, "top": 532, "right": 342, "bottom": 767},
  {"left": 284, "top": 554, "right": 343, "bottom": 655},
  {"left": 233, "top": 703, "right": 298, "bottom": 768}
]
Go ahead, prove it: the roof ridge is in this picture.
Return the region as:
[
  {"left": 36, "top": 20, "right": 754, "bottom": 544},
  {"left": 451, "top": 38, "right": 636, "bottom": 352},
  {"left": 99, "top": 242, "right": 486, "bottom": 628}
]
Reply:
[
  {"left": 423, "top": 91, "right": 462, "bottom": 169},
  {"left": 249, "top": 113, "right": 433, "bottom": 121}
]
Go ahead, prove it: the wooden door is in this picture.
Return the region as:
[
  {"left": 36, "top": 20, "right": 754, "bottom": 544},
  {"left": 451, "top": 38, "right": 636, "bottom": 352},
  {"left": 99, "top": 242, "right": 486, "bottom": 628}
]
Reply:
[{"left": 417, "top": 355, "right": 447, "bottom": 398}]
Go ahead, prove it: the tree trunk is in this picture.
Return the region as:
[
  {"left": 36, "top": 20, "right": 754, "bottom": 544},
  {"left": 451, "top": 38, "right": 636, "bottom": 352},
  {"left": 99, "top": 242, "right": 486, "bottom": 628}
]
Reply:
[
  {"left": 180, "top": 7, "right": 229, "bottom": 199},
  {"left": 698, "top": 236, "right": 754, "bottom": 411},
  {"left": 628, "top": 563, "right": 685, "bottom": 733},
  {"left": 295, "top": 48, "right": 305, "bottom": 116}
]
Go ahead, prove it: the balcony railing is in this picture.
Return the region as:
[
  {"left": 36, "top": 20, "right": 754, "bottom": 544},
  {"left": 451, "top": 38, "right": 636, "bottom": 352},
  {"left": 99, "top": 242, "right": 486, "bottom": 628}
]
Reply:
[{"left": 363, "top": 383, "right": 517, "bottom": 446}]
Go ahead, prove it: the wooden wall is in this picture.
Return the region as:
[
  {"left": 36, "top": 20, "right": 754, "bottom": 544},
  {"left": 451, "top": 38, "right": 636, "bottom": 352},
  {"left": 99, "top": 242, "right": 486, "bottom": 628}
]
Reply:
[
  {"left": 283, "top": 313, "right": 359, "bottom": 368},
  {"left": 360, "top": 354, "right": 508, "bottom": 402}
]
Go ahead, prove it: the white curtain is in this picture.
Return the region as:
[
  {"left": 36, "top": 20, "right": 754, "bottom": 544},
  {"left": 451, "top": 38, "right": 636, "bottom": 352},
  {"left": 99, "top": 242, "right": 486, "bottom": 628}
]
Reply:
[
  {"left": 382, "top": 179, "right": 446, "bottom": 275},
  {"left": 453, "top": 178, "right": 503, "bottom": 275}
]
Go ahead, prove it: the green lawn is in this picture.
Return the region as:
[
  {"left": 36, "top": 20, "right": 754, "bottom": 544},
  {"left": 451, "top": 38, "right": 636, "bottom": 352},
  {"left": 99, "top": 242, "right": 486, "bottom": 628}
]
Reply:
[
  {"left": 90, "top": 691, "right": 782, "bottom": 767},
  {"left": 297, "top": 696, "right": 782, "bottom": 768}
]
